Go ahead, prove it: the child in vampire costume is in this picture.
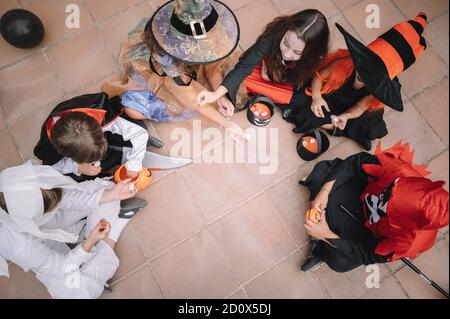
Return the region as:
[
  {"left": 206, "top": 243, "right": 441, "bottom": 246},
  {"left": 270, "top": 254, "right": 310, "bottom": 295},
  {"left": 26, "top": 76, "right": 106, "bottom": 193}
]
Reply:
[
  {"left": 0, "top": 161, "right": 141, "bottom": 299},
  {"left": 285, "top": 14, "right": 428, "bottom": 151},
  {"left": 300, "top": 141, "right": 449, "bottom": 273},
  {"left": 33, "top": 92, "right": 161, "bottom": 182}
]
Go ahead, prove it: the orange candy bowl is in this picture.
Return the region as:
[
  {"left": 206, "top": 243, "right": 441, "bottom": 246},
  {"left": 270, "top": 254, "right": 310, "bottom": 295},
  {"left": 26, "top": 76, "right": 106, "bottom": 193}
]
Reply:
[{"left": 113, "top": 165, "right": 152, "bottom": 191}]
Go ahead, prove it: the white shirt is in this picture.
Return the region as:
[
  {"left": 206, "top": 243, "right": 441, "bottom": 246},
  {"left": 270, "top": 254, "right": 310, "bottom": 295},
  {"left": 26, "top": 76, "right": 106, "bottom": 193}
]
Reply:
[{"left": 52, "top": 116, "right": 148, "bottom": 175}]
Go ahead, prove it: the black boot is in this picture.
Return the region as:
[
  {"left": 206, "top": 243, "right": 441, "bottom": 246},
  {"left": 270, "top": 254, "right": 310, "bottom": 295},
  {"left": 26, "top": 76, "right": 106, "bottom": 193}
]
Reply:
[
  {"left": 120, "top": 198, "right": 147, "bottom": 217},
  {"left": 301, "top": 238, "right": 324, "bottom": 273}
]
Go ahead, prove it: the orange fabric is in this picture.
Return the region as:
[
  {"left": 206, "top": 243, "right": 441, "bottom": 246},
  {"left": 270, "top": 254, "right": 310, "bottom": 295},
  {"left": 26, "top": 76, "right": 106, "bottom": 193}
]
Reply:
[
  {"left": 243, "top": 65, "right": 294, "bottom": 105},
  {"left": 305, "top": 49, "right": 384, "bottom": 112},
  {"left": 368, "top": 38, "right": 404, "bottom": 79},
  {"left": 415, "top": 13, "right": 427, "bottom": 29},
  {"left": 394, "top": 22, "right": 425, "bottom": 60},
  {"left": 46, "top": 108, "right": 107, "bottom": 139}
]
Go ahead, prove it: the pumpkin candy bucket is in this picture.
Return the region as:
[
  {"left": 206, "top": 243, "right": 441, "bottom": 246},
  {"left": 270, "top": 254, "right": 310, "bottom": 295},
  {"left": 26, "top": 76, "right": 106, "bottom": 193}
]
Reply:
[{"left": 113, "top": 165, "right": 153, "bottom": 191}]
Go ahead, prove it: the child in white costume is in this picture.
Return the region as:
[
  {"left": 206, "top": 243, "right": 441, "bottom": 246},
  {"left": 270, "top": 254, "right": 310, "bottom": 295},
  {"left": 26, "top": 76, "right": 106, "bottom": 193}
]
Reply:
[{"left": 0, "top": 161, "right": 141, "bottom": 299}]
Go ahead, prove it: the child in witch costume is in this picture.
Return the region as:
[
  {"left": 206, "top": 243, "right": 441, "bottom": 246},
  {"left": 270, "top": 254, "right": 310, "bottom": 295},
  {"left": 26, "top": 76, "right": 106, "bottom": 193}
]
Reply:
[
  {"left": 33, "top": 92, "right": 161, "bottom": 182},
  {"left": 0, "top": 161, "right": 142, "bottom": 299},
  {"left": 285, "top": 14, "right": 428, "bottom": 151},
  {"left": 300, "top": 141, "right": 449, "bottom": 273},
  {"left": 197, "top": 9, "right": 330, "bottom": 117},
  {"left": 102, "top": 0, "right": 249, "bottom": 142}
]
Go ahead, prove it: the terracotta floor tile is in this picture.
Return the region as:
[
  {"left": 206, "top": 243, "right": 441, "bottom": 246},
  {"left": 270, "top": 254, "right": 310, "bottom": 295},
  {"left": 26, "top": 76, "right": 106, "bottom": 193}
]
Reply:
[
  {"left": 83, "top": 0, "right": 143, "bottom": 22},
  {"left": 147, "top": 0, "right": 167, "bottom": 10},
  {"left": 315, "top": 263, "right": 391, "bottom": 298},
  {"left": 178, "top": 146, "right": 262, "bottom": 222},
  {"left": 110, "top": 225, "right": 146, "bottom": 282},
  {"left": 0, "top": 264, "right": 50, "bottom": 299},
  {"left": 0, "top": 0, "right": 19, "bottom": 15},
  {"left": 210, "top": 193, "right": 297, "bottom": 283},
  {"left": 23, "top": 0, "right": 94, "bottom": 46},
  {"left": 266, "top": 173, "right": 311, "bottom": 246},
  {"left": 359, "top": 276, "right": 408, "bottom": 299},
  {"left": 425, "top": 12, "right": 449, "bottom": 64},
  {"left": 97, "top": 2, "right": 153, "bottom": 57},
  {"left": 234, "top": 0, "right": 280, "bottom": 50},
  {"left": 392, "top": 0, "right": 449, "bottom": 21},
  {"left": 245, "top": 112, "right": 305, "bottom": 189},
  {"left": 0, "top": 112, "right": 5, "bottom": 130},
  {"left": 152, "top": 114, "right": 227, "bottom": 161},
  {"left": 333, "top": 0, "right": 361, "bottom": 10},
  {"left": 382, "top": 101, "right": 446, "bottom": 164},
  {"left": 245, "top": 253, "right": 327, "bottom": 298},
  {"left": 226, "top": 289, "right": 248, "bottom": 299},
  {"left": 329, "top": 139, "right": 368, "bottom": 159},
  {"left": 329, "top": 14, "right": 363, "bottom": 51},
  {"left": 45, "top": 28, "right": 117, "bottom": 92},
  {"left": 102, "top": 265, "right": 163, "bottom": 299},
  {"left": 0, "top": 53, "right": 63, "bottom": 123},
  {"left": 8, "top": 103, "right": 54, "bottom": 161},
  {"left": 150, "top": 229, "right": 239, "bottom": 298},
  {"left": 427, "top": 150, "right": 449, "bottom": 191},
  {"left": 399, "top": 48, "right": 448, "bottom": 98},
  {"left": 412, "top": 78, "right": 449, "bottom": 146},
  {"left": 0, "top": 37, "right": 37, "bottom": 70},
  {"left": 272, "top": 0, "right": 339, "bottom": 17},
  {"left": 130, "top": 172, "right": 204, "bottom": 258},
  {"left": 343, "top": 0, "right": 404, "bottom": 44},
  {"left": 0, "top": 128, "right": 23, "bottom": 171},
  {"left": 394, "top": 239, "right": 449, "bottom": 299},
  {"left": 220, "top": 0, "right": 254, "bottom": 10}
]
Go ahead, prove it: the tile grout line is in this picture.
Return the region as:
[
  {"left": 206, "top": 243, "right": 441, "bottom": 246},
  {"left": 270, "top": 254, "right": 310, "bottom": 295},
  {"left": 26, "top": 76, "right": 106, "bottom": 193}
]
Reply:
[
  {"left": 174, "top": 168, "right": 247, "bottom": 296},
  {"left": 41, "top": 49, "right": 66, "bottom": 95},
  {"left": 298, "top": 241, "right": 332, "bottom": 299},
  {"left": 125, "top": 224, "right": 168, "bottom": 299}
]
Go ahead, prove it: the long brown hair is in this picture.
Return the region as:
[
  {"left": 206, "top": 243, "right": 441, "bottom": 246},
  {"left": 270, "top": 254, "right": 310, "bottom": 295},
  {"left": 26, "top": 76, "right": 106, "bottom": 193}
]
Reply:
[
  {"left": 1, "top": 188, "right": 63, "bottom": 214},
  {"left": 257, "top": 9, "right": 329, "bottom": 89}
]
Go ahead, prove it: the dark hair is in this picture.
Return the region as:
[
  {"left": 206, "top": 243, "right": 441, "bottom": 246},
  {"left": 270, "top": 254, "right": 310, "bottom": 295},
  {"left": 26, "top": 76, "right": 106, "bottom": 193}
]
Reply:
[
  {"left": 256, "top": 9, "right": 329, "bottom": 89},
  {"left": 51, "top": 112, "right": 107, "bottom": 164},
  {"left": 1, "top": 188, "right": 63, "bottom": 214}
]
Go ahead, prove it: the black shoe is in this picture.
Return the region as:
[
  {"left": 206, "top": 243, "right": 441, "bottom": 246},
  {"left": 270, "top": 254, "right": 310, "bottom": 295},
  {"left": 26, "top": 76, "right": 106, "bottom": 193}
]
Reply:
[
  {"left": 120, "top": 198, "right": 147, "bottom": 218},
  {"left": 301, "top": 240, "right": 324, "bottom": 273},
  {"left": 147, "top": 135, "right": 164, "bottom": 149}
]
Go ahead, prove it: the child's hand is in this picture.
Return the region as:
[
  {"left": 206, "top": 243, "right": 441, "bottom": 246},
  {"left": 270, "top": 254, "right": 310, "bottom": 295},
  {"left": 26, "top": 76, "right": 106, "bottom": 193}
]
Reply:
[
  {"left": 304, "top": 210, "right": 336, "bottom": 241},
  {"left": 112, "top": 178, "right": 139, "bottom": 200},
  {"left": 311, "top": 95, "right": 329, "bottom": 118},
  {"left": 85, "top": 220, "right": 110, "bottom": 247},
  {"left": 332, "top": 114, "right": 349, "bottom": 130},
  {"left": 78, "top": 162, "right": 102, "bottom": 176},
  {"left": 218, "top": 96, "right": 235, "bottom": 118}
]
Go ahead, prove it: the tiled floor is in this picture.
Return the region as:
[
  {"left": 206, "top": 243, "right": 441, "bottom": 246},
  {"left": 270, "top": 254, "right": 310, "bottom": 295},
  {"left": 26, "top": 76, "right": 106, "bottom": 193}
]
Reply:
[{"left": 0, "top": 0, "right": 448, "bottom": 299}]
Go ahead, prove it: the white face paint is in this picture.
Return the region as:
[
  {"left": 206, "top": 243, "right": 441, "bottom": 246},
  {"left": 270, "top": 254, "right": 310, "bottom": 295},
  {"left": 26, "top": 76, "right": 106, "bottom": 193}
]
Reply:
[{"left": 279, "top": 30, "right": 305, "bottom": 63}]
